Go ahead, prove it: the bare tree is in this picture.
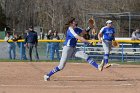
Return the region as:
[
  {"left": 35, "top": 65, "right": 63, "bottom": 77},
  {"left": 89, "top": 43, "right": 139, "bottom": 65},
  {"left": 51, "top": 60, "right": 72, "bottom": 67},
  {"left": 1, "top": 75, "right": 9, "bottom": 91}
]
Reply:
[{"left": 0, "top": 0, "right": 139, "bottom": 36}]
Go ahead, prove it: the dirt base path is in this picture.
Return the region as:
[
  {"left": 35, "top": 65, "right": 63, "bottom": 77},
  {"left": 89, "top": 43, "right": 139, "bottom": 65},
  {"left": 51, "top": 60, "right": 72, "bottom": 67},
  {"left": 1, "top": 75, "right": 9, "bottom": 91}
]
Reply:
[{"left": 0, "top": 62, "right": 140, "bottom": 93}]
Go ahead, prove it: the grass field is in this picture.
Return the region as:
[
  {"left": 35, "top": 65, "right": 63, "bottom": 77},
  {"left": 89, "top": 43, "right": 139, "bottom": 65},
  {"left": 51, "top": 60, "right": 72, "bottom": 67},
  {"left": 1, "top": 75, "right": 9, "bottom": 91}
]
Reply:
[{"left": 0, "top": 61, "right": 140, "bottom": 93}]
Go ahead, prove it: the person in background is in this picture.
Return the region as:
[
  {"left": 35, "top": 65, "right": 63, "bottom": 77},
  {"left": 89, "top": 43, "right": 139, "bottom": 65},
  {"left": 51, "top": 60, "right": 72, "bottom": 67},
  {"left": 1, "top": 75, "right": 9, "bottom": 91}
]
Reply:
[
  {"left": 131, "top": 29, "right": 140, "bottom": 52},
  {"left": 13, "top": 32, "right": 27, "bottom": 60},
  {"left": 46, "top": 30, "right": 53, "bottom": 60},
  {"left": 90, "top": 28, "right": 98, "bottom": 46},
  {"left": 90, "top": 28, "right": 98, "bottom": 40},
  {"left": 40, "top": 29, "right": 44, "bottom": 40},
  {"left": 4, "top": 32, "right": 16, "bottom": 59},
  {"left": 50, "top": 31, "right": 60, "bottom": 60},
  {"left": 83, "top": 31, "right": 90, "bottom": 40},
  {"left": 25, "top": 26, "right": 39, "bottom": 61},
  {"left": 98, "top": 20, "right": 116, "bottom": 69}
]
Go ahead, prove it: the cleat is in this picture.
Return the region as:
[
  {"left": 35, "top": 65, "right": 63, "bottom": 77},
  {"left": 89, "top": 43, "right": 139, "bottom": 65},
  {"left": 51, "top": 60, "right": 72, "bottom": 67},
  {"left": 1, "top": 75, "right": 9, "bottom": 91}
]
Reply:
[
  {"left": 44, "top": 75, "right": 50, "bottom": 81},
  {"left": 98, "top": 60, "right": 104, "bottom": 71},
  {"left": 104, "top": 63, "right": 111, "bottom": 68}
]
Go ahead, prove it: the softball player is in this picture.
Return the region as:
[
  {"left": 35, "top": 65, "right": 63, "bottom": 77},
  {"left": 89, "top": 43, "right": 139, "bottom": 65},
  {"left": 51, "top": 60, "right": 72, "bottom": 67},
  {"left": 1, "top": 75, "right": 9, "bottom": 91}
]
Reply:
[
  {"left": 98, "top": 20, "right": 115, "bottom": 68},
  {"left": 44, "top": 17, "right": 104, "bottom": 81}
]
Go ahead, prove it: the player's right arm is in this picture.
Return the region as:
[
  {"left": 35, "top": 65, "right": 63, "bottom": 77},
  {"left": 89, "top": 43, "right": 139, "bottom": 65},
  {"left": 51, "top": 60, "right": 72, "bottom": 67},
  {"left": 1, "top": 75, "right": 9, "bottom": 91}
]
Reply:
[{"left": 98, "top": 27, "right": 104, "bottom": 43}]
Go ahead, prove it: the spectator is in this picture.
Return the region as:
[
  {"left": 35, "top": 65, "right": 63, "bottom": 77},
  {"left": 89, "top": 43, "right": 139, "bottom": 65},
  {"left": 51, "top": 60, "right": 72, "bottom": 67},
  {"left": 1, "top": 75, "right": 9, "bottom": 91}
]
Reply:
[
  {"left": 83, "top": 31, "right": 91, "bottom": 51},
  {"left": 90, "top": 28, "right": 98, "bottom": 46},
  {"left": 4, "top": 32, "right": 16, "bottom": 59},
  {"left": 25, "top": 26, "right": 39, "bottom": 61},
  {"left": 50, "top": 31, "right": 60, "bottom": 60},
  {"left": 13, "top": 32, "right": 27, "bottom": 60},
  {"left": 40, "top": 29, "right": 44, "bottom": 40},
  {"left": 83, "top": 31, "right": 90, "bottom": 40},
  {"left": 131, "top": 29, "right": 140, "bottom": 52},
  {"left": 46, "top": 30, "right": 53, "bottom": 59},
  {"left": 90, "top": 28, "right": 98, "bottom": 40}
]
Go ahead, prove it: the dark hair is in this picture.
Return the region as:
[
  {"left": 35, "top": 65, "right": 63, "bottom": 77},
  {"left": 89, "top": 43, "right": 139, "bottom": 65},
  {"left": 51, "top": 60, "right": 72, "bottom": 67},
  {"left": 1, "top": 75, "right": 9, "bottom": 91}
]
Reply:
[
  {"left": 54, "top": 31, "right": 58, "bottom": 33},
  {"left": 6, "top": 31, "right": 12, "bottom": 35},
  {"left": 64, "top": 17, "right": 75, "bottom": 30},
  {"left": 29, "top": 26, "right": 33, "bottom": 29},
  {"left": 65, "top": 17, "right": 75, "bottom": 25}
]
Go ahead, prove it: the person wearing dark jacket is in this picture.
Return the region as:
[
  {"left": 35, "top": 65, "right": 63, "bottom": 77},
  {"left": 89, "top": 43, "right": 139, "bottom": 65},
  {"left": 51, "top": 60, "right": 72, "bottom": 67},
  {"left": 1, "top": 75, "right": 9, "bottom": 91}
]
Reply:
[{"left": 25, "top": 26, "right": 39, "bottom": 61}]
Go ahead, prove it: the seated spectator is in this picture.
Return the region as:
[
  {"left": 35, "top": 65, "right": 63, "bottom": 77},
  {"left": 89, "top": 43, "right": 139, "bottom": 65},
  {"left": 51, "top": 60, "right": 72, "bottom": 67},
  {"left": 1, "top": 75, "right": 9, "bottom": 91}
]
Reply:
[
  {"left": 131, "top": 29, "right": 140, "bottom": 52},
  {"left": 4, "top": 32, "right": 16, "bottom": 59}
]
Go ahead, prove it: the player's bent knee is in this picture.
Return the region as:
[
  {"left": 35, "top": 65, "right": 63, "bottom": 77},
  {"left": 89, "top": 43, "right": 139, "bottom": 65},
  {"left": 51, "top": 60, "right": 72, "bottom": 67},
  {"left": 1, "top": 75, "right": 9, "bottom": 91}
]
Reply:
[
  {"left": 58, "top": 65, "right": 64, "bottom": 70},
  {"left": 75, "top": 51, "right": 89, "bottom": 60}
]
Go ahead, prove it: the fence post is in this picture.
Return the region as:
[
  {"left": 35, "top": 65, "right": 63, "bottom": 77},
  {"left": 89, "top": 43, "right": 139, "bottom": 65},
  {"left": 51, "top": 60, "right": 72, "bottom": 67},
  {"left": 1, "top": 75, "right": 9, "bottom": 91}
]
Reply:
[
  {"left": 20, "top": 42, "right": 23, "bottom": 60},
  {"left": 121, "top": 43, "right": 124, "bottom": 62}
]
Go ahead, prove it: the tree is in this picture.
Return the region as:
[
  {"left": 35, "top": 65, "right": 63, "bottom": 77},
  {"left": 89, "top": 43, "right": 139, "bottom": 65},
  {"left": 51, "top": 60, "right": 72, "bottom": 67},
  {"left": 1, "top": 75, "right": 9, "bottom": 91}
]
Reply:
[
  {"left": 0, "top": 0, "right": 140, "bottom": 36},
  {"left": 0, "top": 3, "right": 6, "bottom": 31}
]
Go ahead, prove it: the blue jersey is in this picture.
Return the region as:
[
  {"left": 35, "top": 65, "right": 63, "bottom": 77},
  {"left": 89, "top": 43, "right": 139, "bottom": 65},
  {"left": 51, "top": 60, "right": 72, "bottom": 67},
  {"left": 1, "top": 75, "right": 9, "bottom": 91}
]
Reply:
[
  {"left": 100, "top": 26, "right": 115, "bottom": 41},
  {"left": 63, "top": 27, "right": 83, "bottom": 47}
]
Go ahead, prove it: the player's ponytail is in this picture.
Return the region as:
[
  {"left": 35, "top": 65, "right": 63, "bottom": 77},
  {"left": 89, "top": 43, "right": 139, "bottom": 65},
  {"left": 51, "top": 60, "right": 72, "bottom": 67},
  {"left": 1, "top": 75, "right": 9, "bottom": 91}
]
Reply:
[{"left": 63, "top": 17, "right": 76, "bottom": 36}]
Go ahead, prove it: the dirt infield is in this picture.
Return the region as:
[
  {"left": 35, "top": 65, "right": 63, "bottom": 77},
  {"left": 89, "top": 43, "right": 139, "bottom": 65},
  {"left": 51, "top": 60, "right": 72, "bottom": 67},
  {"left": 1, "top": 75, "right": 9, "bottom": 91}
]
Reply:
[{"left": 0, "top": 62, "right": 140, "bottom": 93}]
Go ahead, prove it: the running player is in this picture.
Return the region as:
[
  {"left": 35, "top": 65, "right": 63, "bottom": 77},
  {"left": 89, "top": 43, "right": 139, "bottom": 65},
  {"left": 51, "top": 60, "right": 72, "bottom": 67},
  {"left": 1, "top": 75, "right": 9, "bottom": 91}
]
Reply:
[
  {"left": 98, "top": 20, "right": 116, "bottom": 69},
  {"left": 44, "top": 17, "right": 104, "bottom": 81}
]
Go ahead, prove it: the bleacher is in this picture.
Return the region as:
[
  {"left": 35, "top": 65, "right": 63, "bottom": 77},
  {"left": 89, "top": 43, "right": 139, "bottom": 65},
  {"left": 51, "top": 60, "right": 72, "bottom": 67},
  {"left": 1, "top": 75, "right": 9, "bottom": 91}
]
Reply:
[
  {"left": 74, "top": 38, "right": 140, "bottom": 62},
  {"left": 0, "top": 38, "right": 139, "bottom": 62}
]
